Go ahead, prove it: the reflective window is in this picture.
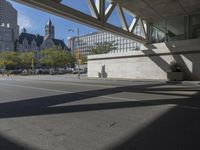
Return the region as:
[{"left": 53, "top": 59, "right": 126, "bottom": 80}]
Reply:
[
  {"left": 166, "top": 16, "right": 187, "bottom": 41},
  {"left": 189, "top": 14, "right": 200, "bottom": 39},
  {"left": 151, "top": 26, "right": 166, "bottom": 43}
]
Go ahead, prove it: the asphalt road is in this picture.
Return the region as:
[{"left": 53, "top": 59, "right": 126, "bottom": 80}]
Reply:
[{"left": 0, "top": 76, "right": 200, "bottom": 150}]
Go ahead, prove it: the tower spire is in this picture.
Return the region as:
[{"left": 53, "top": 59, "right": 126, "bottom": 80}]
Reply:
[{"left": 44, "top": 19, "right": 54, "bottom": 40}]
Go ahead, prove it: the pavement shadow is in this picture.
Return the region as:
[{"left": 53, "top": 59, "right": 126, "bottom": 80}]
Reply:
[
  {"left": 0, "top": 134, "right": 38, "bottom": 150},
  {"left": 0, "top": 83, "right": 163, "bottom": 118},
  {"left": 109, "top": 106, "right": 200, "bottom": 150},
  {"left": 0, "top": 83, "right": 199, "bottom": 149},
  {"left": 107, "top": 84, "right": 200, "bottom": 150},
  {"left": 0, "top": 83, "right": 199, "bottom": 118}
]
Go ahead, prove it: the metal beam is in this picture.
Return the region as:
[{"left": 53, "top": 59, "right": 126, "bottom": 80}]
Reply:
[
  {"left": 129, "top": 18, "right": 137, "bottom": 33},
  {"left": 105, "top": 3, "right": 116, "bottom": 22},
  {"left": 14, "top": 0, "right": 148, "bottom": 43},
  {"left": 99, "top": 0, "right": 105, "bottom": 22},
  {"left": 87, "top": 0, "right": 99, "bottom": 19},
  {"left": 138, "top": 19, "right": 147, "bottom": 39},
  {"left": 116, "top": 4, "right": 129, "bottom": 31},
  {"left": 131, "top": 17, "right": 139, "bottom": 33}
]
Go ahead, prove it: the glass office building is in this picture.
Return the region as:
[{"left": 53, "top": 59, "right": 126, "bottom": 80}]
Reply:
[
  {"left": 68, "top": 28, "right": 142, "bottom": 57},
  {"left": 67, "top": 13, "right": 200, "bottom": 57},
  {"left": 150, "top": 14, "right": 200, "bottom": 43}
]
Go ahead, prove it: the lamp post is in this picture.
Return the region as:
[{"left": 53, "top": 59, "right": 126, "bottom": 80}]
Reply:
[
  {"left": 68, "top": 28, "right": 80, "bottom": 78},
  {"left": 31, "top": 57, "right": 34, "bottom": 75}
]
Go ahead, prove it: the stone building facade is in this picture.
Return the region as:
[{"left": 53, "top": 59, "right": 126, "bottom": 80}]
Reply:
[{"left": 16, "top": 20, "right": 68, "bottom": 59}]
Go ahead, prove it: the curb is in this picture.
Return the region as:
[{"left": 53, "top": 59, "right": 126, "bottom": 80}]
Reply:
[{"left": 166, "top": 81, "right": 200, "bottom": 86}]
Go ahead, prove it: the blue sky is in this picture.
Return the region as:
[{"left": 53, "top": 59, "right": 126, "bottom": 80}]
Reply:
[
  {"left": 9, "top": 0, "right": 133, "bottom": 44},
  {"left": 9, "top": 0, "right": 97, "bottom": 43}
]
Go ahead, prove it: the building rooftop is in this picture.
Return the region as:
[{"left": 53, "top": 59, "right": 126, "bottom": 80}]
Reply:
[{"left": 18, "top": 32, "right": 66, "bottom": 49}]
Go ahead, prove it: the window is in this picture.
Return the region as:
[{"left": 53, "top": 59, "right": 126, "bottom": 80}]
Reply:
[{"left": 189, "top": 14, "right": 200, "bottom": 39}]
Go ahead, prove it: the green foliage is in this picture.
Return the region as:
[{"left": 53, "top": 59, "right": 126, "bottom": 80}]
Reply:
[
  {"left": 0, "top": 51, "right": 19, "bottom": 69},
  {"left": 80, "top": 56, "right": 87, "bottom": 65},
  {"left": 18, "top": 51, "right": 36, "bottom": 68},
  {"left": 66, "top": 52, "right": 76, "bottom": 66},
  {"left": 90, "top": 41, "right": 118, "bottom": 54},
  {"left": 40, "top": 47, "right": 75, "bottom": 68},
  {"left": 170, "top": 61, "right": 182, "bottom": 72},
  {"left": 0, "top": 48, "right": 75, "bottom": 69}
]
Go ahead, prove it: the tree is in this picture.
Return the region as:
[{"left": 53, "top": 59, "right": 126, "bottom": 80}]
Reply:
[
  {"left": 40, "top": 47, "right": 73, "bottom": 68},
  {"left": 80, "top": 56, "right": 87, "bottom": 65},
  {"left": 66, "top": 52, "right": 76, "bottom": 67},
  {"left": 18, "top": 51, "right": 36, "bottom": 69},
  {"left": 0, "top": 51, "right": 19, "bottom": 69},
  {"left": 90, "top": 41, "right": 118, "bottom": 54}
]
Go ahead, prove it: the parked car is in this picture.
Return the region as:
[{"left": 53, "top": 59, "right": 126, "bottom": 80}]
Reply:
[
  {"left": 72, "top": 69, "right": 78, "bottom": 74},
  {"left": 21, "top": 69, "right": 29, "bottom": 75},
  {"left": 10, "top": 69, "right": 23, "bottom": 74},
  {"left": 65, "top": 68, "right": 73, "bottom": 73},
  {"left": 43, "top": 69, "right": 50, "bottom": 74},
  {"left": 35, "top": 68, "right": 50, "bottom": 74},
  {"left": 35, "top": 69, "right": 43, "bottom": 74},
  {"left": 49, "top": 68, "right": 65, "bottom": 75}
]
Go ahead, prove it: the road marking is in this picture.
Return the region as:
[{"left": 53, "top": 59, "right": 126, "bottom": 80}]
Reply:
[
  {"left": 102, "top": 96, "right": 136, "bottom": 101},
  {"left": 2, "top": 78, "right": 116, "bottom": 88},
  {"left": 1, "top": 82, "right": 199, "bottom": 110},
  {"left": 29, "top": 79, "right": 115, "bottom": 88},
  {"left": 0, "top": 82, "right": 72, "bottom": 94},
  {"left": 0, "top": 82, "right": 136, "bottom": 101}
]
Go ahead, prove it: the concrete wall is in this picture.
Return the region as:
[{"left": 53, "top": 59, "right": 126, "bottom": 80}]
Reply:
[{"left": 87, "top": 39, "right": 200, "bottom": 80}]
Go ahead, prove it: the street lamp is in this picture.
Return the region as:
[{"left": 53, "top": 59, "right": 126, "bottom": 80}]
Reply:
[
  {"left": 31, "top": 57, "right": 35, "bottom": 75},
  {"left": 68, "top": 28, "right": 80, "bottom": 79}
]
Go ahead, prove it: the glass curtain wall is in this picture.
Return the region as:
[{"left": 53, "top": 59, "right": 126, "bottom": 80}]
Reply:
[
  {"left": 151, "top": 14, "right": 200, "bottom": 43},
  {"left": 188, "top": 14, "right": 200, "bottom": 39}
]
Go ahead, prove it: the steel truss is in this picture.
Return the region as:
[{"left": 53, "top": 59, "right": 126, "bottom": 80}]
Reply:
[{"left": 14, "top": 0, "right": 149, "bottom": 43}]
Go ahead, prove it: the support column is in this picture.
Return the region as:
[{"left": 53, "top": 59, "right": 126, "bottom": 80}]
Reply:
[{"left": 95, "top": 0, "right": 105, "bottom": 21}]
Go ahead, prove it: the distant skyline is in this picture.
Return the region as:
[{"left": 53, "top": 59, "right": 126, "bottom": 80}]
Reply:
[
  {"left": 8, "top": 0, "right": 133, "bottom": 44},
  {"left": 8, "top": 0, "right": 97, "bottom": 43}
]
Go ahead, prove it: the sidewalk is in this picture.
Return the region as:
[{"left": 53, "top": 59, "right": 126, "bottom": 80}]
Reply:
[{"left": 0, "top": 74, "right": 199, "bottom": 86}]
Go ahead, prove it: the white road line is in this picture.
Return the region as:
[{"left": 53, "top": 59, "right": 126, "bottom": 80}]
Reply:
[
  {"left": 5, "top": 78, "right": 115, "bottom": 88},
  {"left": 31, "top": 80, "right": 115, "bottom": 88},
  {"left": 1, "top": 82, "right": 198, "bottom": 110},
  {"left": 0, "top": 82, "right": 72, "bottom": 94},
  {"left": 0, "top": 82, "right": 136, "bottom": 101},
  {"left": 102, "top": 96, "right": 136, "bottom": 101}
]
